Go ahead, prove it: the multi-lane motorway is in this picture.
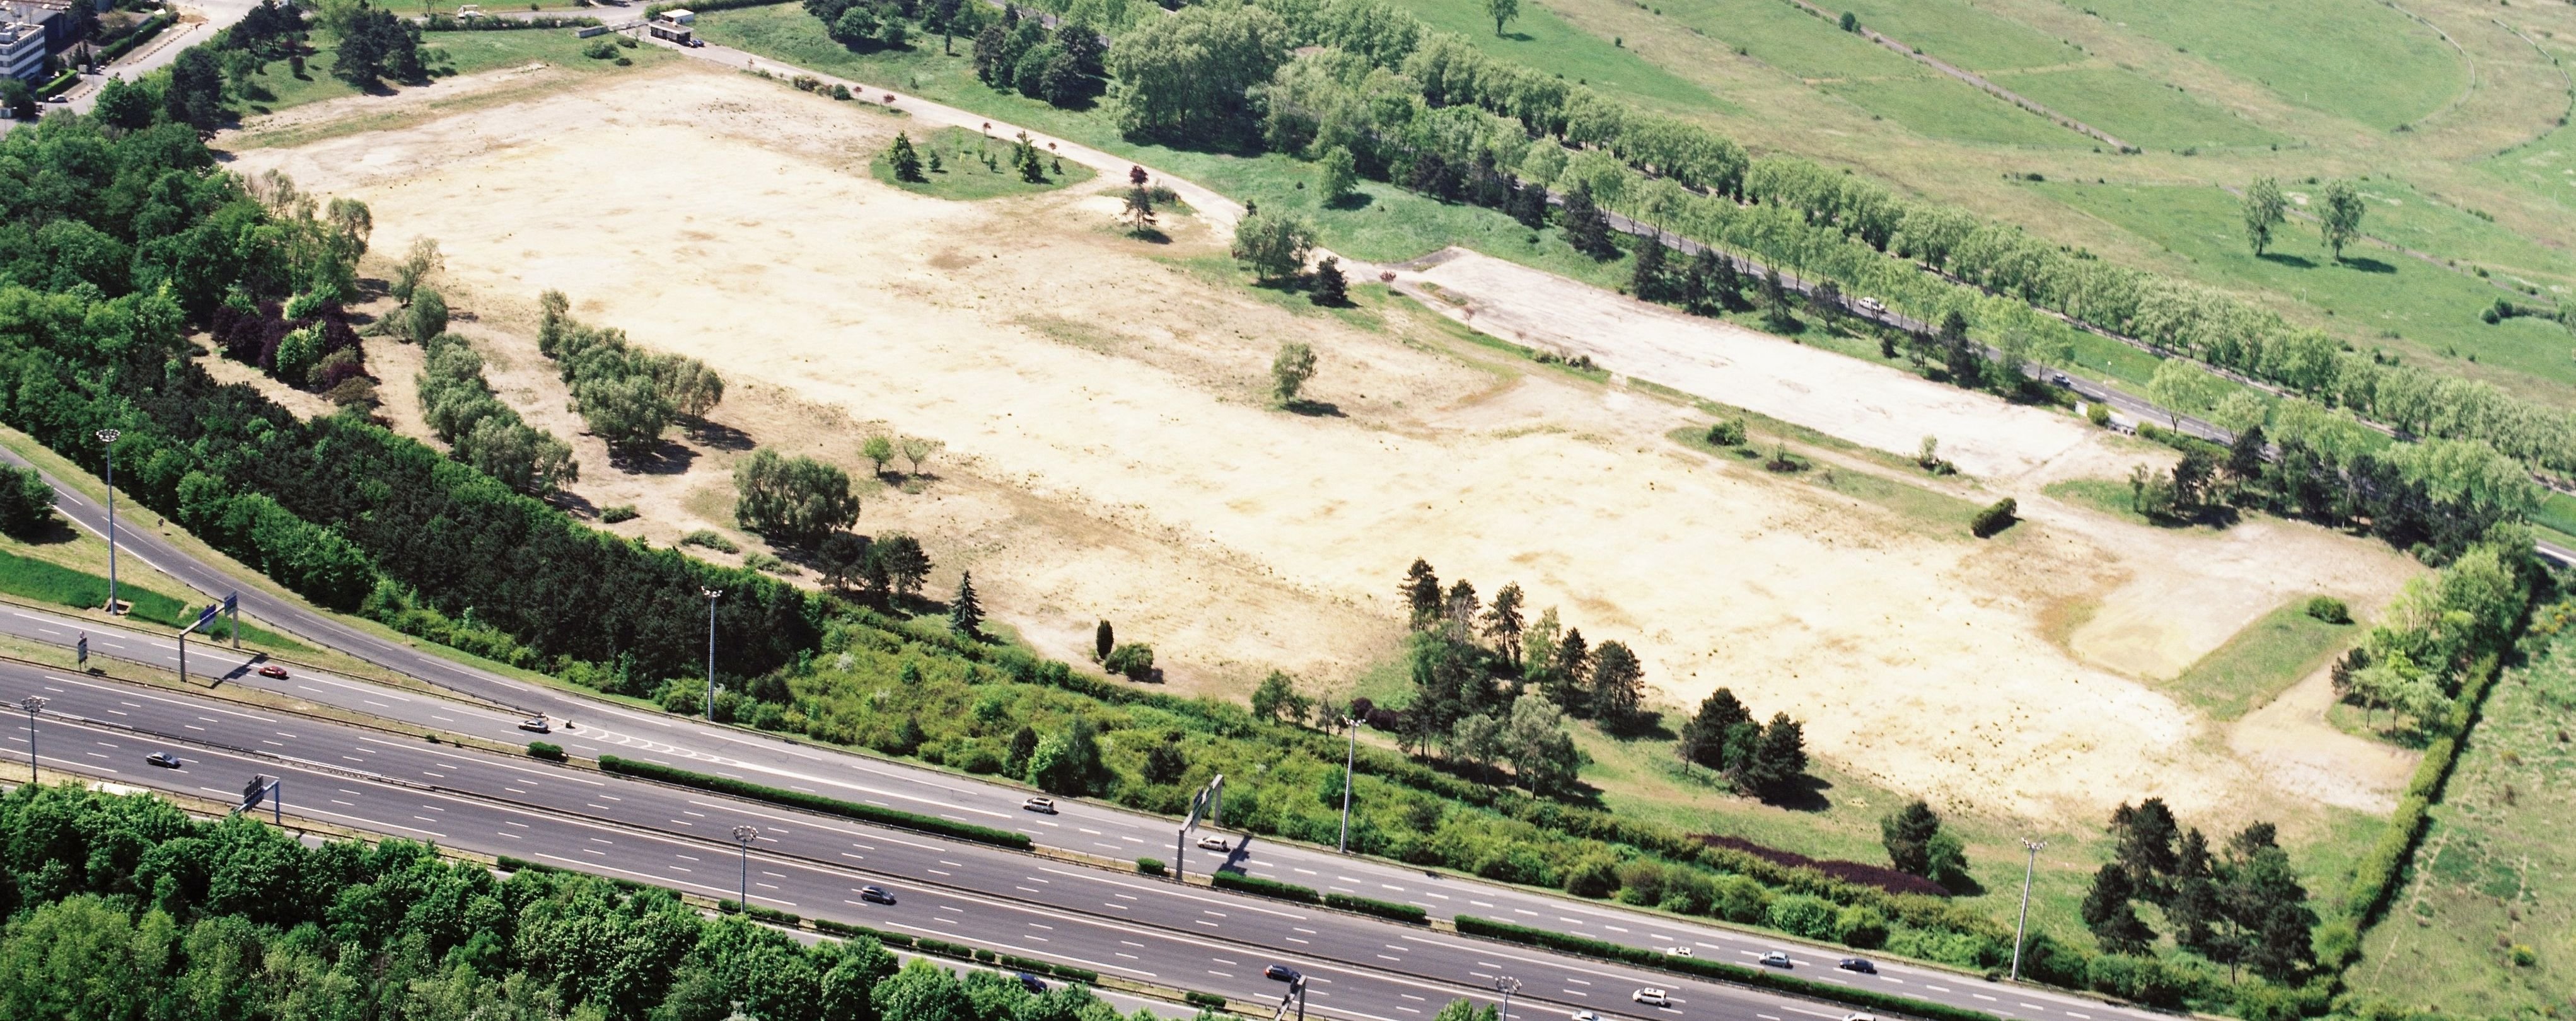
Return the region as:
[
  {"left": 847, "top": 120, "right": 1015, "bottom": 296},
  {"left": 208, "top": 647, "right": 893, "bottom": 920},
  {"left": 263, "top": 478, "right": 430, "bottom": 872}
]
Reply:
[{"left": 0, "top": 447, "right": 2153, "bottom": 1021}]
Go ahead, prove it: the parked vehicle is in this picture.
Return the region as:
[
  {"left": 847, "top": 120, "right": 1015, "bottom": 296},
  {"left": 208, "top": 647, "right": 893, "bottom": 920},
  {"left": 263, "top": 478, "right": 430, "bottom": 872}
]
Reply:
[
  {"left": 1023, "top": 797, "right": 1058, "bottom": 814},
  {"left": 1630, "top": 989, "right": 1669, "bottom": 1007},
  {"left": 1759, "top": 952, "right": 1792, "bottom": 969},
  {"left": 1841, "top": 1013, "right": 1877, "bottom": 1021},
  {"left": 1836, "top": 958, "right": 1876, "bottom": 974},
  {"left": 857, "top": 885, "right": 896, "bottom": 904},
  {"left": 257, "top": 665, "right": 289, "bottom": 679},
  {"left": 145, "top": 751, "right": 182, "bottom": 768},
  {"left": 1264, "top": 965, "right": 1301, "bottom": 983}
]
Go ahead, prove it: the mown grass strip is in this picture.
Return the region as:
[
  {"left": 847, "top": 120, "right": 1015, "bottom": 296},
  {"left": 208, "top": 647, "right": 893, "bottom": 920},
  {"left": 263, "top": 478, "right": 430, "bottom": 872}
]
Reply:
[
  {"left": 595, "top": 754, "right": 1033, "bottom": 850},
  {"left": 1455, "top": 916, "right": 2006, "bottom": 1021}
]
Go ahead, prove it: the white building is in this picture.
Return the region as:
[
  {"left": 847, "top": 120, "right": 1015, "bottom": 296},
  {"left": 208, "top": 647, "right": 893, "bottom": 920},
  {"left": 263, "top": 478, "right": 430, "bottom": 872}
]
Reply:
[{"left": 0, "top": 20, "right": 45, "bottom": 84}]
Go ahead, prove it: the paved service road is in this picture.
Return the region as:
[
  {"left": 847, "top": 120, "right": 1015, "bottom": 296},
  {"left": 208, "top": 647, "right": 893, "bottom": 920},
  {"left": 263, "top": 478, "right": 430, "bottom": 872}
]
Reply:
[{"left": 3, "top": 663, "right": 2112, "bottom": 1021}]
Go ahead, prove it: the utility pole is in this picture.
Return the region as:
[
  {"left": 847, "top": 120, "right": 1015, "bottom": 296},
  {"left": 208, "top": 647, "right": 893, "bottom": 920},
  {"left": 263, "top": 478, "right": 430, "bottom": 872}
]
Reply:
[
  {"left": 731, "top": 824, "right": 760, "bottom": 907},
  {"left": 702, "top": 588, "right": 722, "bottom": 722},
  {"left": 96, "top": 429, "right": 120, "bottom": 614},
  {"left": 19, "top": 695, "right": 45, "bottom": 780},
  {"left": 2010, "top": 838, "right": 2047, "bottom": 983},
  {"left": 1338, "top": 715, "right": 1357, "bottom": 853},
  {"left": 1494, "top": 976, "right": 1521, "bottom": 1021}
]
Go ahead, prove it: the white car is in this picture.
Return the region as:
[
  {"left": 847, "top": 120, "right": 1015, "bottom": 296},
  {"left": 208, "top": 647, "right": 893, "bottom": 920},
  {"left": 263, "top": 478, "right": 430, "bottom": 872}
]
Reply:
[
  {"left": 1197, "top": 835, "right": 1231, "bottom": 851},
  {"left": 1023, "top": 797, "right": 1058, "bottom": 814},
  {"left": 1630, "top": 989, "right": 1669, "bottom": 1007},
  {"left": 1570, "top": 1012, "right": 1600, "bottom": 1021},
  {"left": 1856, "top": 297, "right": 1886, "bottom": 313},
  {"left": 1659, "top": 946, "right": 1692, "bottom": 957},
  {"left": 1841, "top": 1015, "right": 1877, "bottom": 1021}
]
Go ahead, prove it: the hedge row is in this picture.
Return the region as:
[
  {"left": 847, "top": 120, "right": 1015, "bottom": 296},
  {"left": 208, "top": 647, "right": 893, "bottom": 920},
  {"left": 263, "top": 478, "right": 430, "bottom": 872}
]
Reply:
[
  {"left": 596, "top": 754, "right": 1034, "bottom": 850},
  {"left": 422, "top": 13, "right": 601, "bottom": 30},
  {"left": 1454, "top": 916, "right": 2006, "bottom": 1021},
  {"left": 812, "top": 916, "right": 1101, "bottom": 983},
  {"left": 1209, "top": 871, "right": 1320, "bottom": 903},
  {"left": 2341, "top": 654, "right": 2503, "bottom": 931},
  {"left": 643, "top": 0, "right": 792, "bottom": 16},
  {"left": 718, "top": 900, "right": 803, "bottom": 926},
  {"left": 95, "top": 11, "right": 173, "bottom": 62},
  {"left": 1323, "top": 892, "right": 1428, "bottom": 925}
]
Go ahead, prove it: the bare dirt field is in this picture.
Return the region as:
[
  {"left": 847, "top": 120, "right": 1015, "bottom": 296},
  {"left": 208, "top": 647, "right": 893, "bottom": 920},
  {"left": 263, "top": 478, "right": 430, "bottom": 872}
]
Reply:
[{"left": 225, "top": 62, "right": 2424, "bottom": 824}]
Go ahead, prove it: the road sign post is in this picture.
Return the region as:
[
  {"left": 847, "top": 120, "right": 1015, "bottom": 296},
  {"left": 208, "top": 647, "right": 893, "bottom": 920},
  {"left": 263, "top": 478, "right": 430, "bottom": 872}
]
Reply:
[
  {"left": 20, "top": 695, "right": 45, "bottom": 780},
  {"left": 74, "top": 633, "right": 86, "bottom": 669},
  {"left": 96, "top": 429, "right": 119, "bottom": 615},
  {"left": 240, "top": 775, "right": 282, "bottom": 825},
  {"left": 223, "top": 592, "right": 240, "bottom": 650}
]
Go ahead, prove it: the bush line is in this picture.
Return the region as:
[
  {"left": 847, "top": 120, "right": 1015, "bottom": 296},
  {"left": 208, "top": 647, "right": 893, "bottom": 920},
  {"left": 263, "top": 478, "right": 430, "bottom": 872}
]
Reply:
[
  {"left": 2341, "top": 654, "right": 2502, "bottom": 930},
  {"left": 1207, "top": 870, "right": 1432, "bottom": 924},
  {"left": 1454, "top": 916, "right": 2005, "bottom": 1021},
  {"left": 596, "top": 754, "right": 1033, "bottom": 850}
]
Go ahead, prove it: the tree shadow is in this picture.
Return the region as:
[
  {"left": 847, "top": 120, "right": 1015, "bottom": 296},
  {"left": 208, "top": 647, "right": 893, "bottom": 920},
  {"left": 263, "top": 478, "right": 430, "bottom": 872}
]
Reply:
[
  {"left": 1501, "top": 30, "right": 1536, "bottom": 41},
  {"left": 1283, "top": 399, "right": 1344, "bottom": 417},
  {"left": 1758, "top": 773, "right": 1835, "bottom": 812},
  {"left": 1325, "top": 192, "right": 1375, "bottom": 212},
  {"left": 611, "top": 438, "right": 700, "bottom": 475},
  {"left": 18, "top": 516, "right": 79, "bottom": 546},
  {"left": 2256, "top": 251, "right": 2315, "bottom": 268},
  {"left": 548, "top": 489, "right": 599, "bottom": 517},
  {"left": 2342, "top": 256, "right": 2398, "bottom": 274},
  {"left": 1941, "top": 872, "right": 1988, "bottom": 897},
  {"left": 1123, "top": 226, "right": 1171, "bottom": 244},
  {"left": 689, "top": 418, "right": 756, "bottom": 451}
]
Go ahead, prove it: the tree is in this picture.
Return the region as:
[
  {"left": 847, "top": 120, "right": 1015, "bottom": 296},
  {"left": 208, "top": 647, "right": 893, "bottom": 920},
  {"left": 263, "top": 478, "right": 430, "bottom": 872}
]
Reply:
[
  {"left": 1401, "top": 558, "right": 1442, "bottom": 628},
  {"left": 392, "top": 237, "right": 443, "bottom": 306},
  {"left": 1503, "top": 693, "right": 1580, "bottom": 795},
  {"left": 0, "top": 466, "right": 55, "bottom": 539},
  {"left": 898, "top": 436, "right": 944, "bottom": 475},
  {"left": 733, "top": 447, "right": 860, "bottom": 547},
  {"left": 2317, "top": 178, "right": 2365, "bottom": 262},
  {"left": 928, "top": 0, "right": 963, "bottom": 51},
  {"left": 1630, "top": 234, "right": 1671, "bottom": 303},
  {"left": 1012, "top": 132, "right": 1047, "bottom": 184},
  {"left": 407, "top": 287, "right": 448, "bottom": 345},
  {"left": 1560, "top": 185, "right": 1617, "bottom": 261},
  {"left": 1760, "top": 267, "right": 1796, "bottom": 332},
  {"left": 1732, "top": 713, "right": 1806, "bottom": 799},
  {"left": 818, "top": 531, "right": 872, "bottom": 592},
  {"left": 874, "top": 959, "right": 975, "bottom": 1021},
  {"left": 165, "top": 45, "right": 226, "bottom": 130},
  {"left": 948, "top": 571, "right": 983, "bottom": 638},
  {"left": 1105, "top": 3, "right": 1291, "bottom": 139},
  {"left": 1676, "top": 688, "right": 1748, "bottom": 769},
  {"left": 873, "top": 532, "right": 932, "bottom": 598},
  {"left": 94, "top": 78, "right": 156, "bottom": 130},
  {"left": 1232, "top": 213, "right": 1315, "bottom": 283},
  {"left": 1548, "top": 626, "right": 1591, "bottom": 709},
  {"left": 2109, "top": 798, "right": 2182, "bottom": 896},
  {"left": 1320, "top": 146, "right": 1359, "bottom": 207},
  {"left": 1122, "top": 185, "right": 1156, "bottom": 234},
  {"left": 1094, "top": 619, "right": 1114, "bottom": 661},
  {"left": 1142, "top": 732, "right": 1190, "bottom": 783},
  {"left": 1311, "top": 257, "right": 1349, "bottom": 307},
  {"left": 1480, "top": 582, "right": 1526, "bottom": 665},
  {"left": 1587, "top": 641, "right": 1644, "bottom": 729},
  {"left": 862, "top": 434, "right": 896, "bottom": 476},
  {"left": 575, "top": 374, "right": 676, "bottom": 456},
  {"left": 2081, "top": 864, "right": 2157, "bottom": 955},
  {"left": 1270, "top": 340, "right": 1318, "bottom": 405},
  {"left": 1029, "top": 717, "right": 1110, "bottom": 794},
  {"left": 2147, "top": 359, "right": 2222, "bottom": 429},
  {"left": 1879, "top": 800, "right": 1943, "bottom": 876},
  {"left": 1250, "top": 671, "right": 1309, "bottom": 725},
  {"left": 1809, "top": 279, "right": 1843, "bottom": 324},
  {"left": 889, "top": 133, "right": 927, "bottom": 183},
  {"left": 0, "top": 78, "right": 31, "bottom": 122},
  {"left": 1103, "top": 642, "right": 1155, "bottom": 681},
  {"left": 1482, "top": 0, "right": 1518, "bottom": 35},
  {"left": 2241, "top": 177, "right": 2285, "bottom": 257}
]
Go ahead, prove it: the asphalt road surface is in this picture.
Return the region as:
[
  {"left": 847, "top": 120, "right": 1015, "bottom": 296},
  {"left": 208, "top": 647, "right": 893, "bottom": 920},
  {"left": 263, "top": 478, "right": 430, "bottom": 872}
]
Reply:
[{"left": 1, "top": 662, "right": 2132, "bottom": 1021}]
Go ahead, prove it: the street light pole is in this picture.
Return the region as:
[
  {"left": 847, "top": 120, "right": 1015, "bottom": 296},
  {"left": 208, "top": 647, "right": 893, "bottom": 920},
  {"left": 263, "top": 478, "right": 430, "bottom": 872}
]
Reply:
[
  {"left": 731, "top": 824, "right": 759, "bottom": 907},
  {"left": 1494, "top": 976, "right": 1521, "bottom": 1021},
  {"left": 20, "top": 695, "right": 45, "bottom": 780},
  {"left": 1338, "top": 715, "right": 1357, "bottom": 854},
  {"left": 96, "top": 429, "right": 119, "bottom": 614},
  {"left": 2010, "top": 838, "right": 2047, "bottom": 982},
  {"left": 702, "top": 588, "right": 722, "bottom": 722}
]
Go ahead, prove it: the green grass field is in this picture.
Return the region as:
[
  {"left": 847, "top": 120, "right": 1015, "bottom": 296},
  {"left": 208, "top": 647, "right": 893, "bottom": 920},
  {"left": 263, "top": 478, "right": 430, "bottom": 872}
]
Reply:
[
  {"left": 2065, "top": 0, "right": 2463, "bottom": 130},
  {"left": 2166, "top": 597, "right": 2352, "bottom": 720},
  {"left": 2347, "top": 633, "right": 2576, "bottom": 1015},
  {"left": 0, "top": 547, "right": 306, "bottom": 650},
  {"left": 872, "top": 125, "right": 1097, "bottom": 199},
  {"left": 1831, "top": 0, "right": 2070, "bottom": 73},
  {"left": 1991, "top": 66, "right": 2282, "bottom": 151},
  {"left": 2036, "top": 180, "right": 2576, "bottom": 402},
  {"left": 241, "top": 26, "right": 675, "bottom": 114},
  {"left": 1390, "top": 0, "right": 1726, "bottom": 113},
  {"left": 2483, "top": 117, "right": 2576, "bottom": 214}
]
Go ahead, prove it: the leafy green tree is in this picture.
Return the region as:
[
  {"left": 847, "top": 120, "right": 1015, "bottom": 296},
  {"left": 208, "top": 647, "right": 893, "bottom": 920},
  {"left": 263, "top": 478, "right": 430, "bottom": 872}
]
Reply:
[
  {"left": 1233, "top": 213, "right": 1316, "bottom": 283},
  {"left": 948, "top": 570, "right": 983, "bottom": 638},
  {"left": 391, "top": 236, "right": 443, "bottom": 306},
  {"left": 871, "top": 532, "right": 932, "bottom": 598},
  {"left": 1103, "top": 642, "right": 1155, "bottom": 681},
  {"left": 898, "top": 436, "right": 943, "bottom": 475},
  {"left": 1503, "top": 693, "right": 1580, "bottom": 795},
  {"left": 1760, "top": 267, "right": 1795, "bottom": 332},
  {"left": 2109, "top": 798, "right": 2181, "bottom": 896},
  {"left": 1271, "top": 340, "right": 1318, "bottom": 403},
  {"left": 874, "top": 959, "right": 975, "bottom": 1021},
  {"left": 574, "top": 374, "right": 676, "bottom": 456},
  {"left": 1094, "top": 619, "right": 1114, "bottom": 661},
  {"left": 2147, "top": 359, "right": 2222, "bottom": 429},
  {"left": 1106, "top": 3, "right": 1291, "bottom": 139},
  {"left": 1122, "top": 185, "right": 1156, "bottom": 234},
  {"left": 407, "top": 287, "right": 448, "bottom": 345},
  {"left": 1320, "top": 146, "right": 1359, "bottom": 206},
  {"left": 862, "top": 434, "right": 896, "bottom": 476},
  {"left": 2317, "top": 178, "right": 2365, "bottom": 262},
  {"left": 734, "top": 447, "right": 861, "bottom": 547},
  {"left": 0, "top": 466, "right": 55, "bottom": 539},
  {"left": 165, "top": 45, "right": 226, "bottom": 130},
  {"left": 1250, "top": 671, "right": 1309, "bottom": 725},
  {"left": 1676, "top": 688, "right": 1748, "bottom": 769},
  {"left": 2240, "top": 177, "right": 2285, "bottom": 256},
  {"left": 93, "top": 78, "right": 156, "bottom": 132},
  {"left": 1482, "top": 0, "right": 1518, "bottom": 35},
  {"left": 818, "top": 531, "right": 871, "bottom": 593},
  {"left": 1879, "top": 800, "right": 1943, "bottom": 876},
  {"left": 889, "top": 132, "right": 927, "bottom": 183},
  {"left": 1029, "top": 717, "right": 1111, "bottom": 794}
]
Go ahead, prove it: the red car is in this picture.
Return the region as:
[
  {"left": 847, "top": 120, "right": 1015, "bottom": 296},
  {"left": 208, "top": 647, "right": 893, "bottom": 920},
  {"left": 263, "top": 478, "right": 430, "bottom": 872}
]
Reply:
[{"left": 257, "top": 664, "right": 289, "bottom": 679}]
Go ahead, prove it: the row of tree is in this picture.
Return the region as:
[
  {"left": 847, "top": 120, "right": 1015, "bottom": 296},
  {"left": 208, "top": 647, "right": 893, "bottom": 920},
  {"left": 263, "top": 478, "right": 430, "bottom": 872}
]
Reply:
[
  {"left": 971, "top": 9, "right": 1108, "bottom": 108},
  {"left": 1673, "top": 688, "right": 1812, "bottom": 803},
  {"left": 418, "top": 330, "right": 580, "bottom": 497},
  {"left": 2082, "top": 800, "right": 2318, "bottom": 985},
  {"left": 535, "top": 291, "right": 725, "bottom": 459}
]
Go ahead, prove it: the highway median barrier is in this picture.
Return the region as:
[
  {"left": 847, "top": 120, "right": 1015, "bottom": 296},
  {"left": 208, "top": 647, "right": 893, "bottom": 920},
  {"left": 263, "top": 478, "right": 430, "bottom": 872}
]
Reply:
[
  {"left": 1454, "top": 916, "right": 2007, "bottom": 1021},
  {"left": 1209, "top": 871, "right": 1429, "bottom": 924},
  {"left": 596, "top": 754, "right": 1035, "bottom": 850},
  {"left": 1324, "top": 891, "right": 1427, "bottom": 925}
]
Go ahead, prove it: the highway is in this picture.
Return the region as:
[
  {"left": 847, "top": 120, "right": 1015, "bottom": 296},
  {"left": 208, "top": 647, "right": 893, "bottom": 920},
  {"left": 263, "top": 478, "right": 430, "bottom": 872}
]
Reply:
[
  {"left": 0, "top": 440, "right": 2150, "bottom": 1021},
  {"left": 1, "top": 662, "right": 2120, "bottom": 1021}
]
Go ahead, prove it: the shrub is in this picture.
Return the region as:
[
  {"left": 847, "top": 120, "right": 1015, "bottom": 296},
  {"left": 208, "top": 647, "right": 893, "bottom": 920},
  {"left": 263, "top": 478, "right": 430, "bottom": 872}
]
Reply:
[
  {"left": 1705, "top": 419, "right": 1746, "bottom": 447},
  {"left": 1970, "top": 497, "right": 2017, "bottom": 538},
  {"left": 600, "top": 504, "right": 639, "bottom": 523},
  {"left": 1765, "top": 894, "right": 1840, "bottom": 940},
  {"left": 831, "top": 84, "right": 852, "bottom": 100},
  {"left": 1564, "top": 855, "right": 1621, "bottom": 898},
  {"left": 1836, "top": 904, "right": 1889, "bottom": 949},
  {"left": 1185, "top": 992, "right": 1227, "bottom": 1010},
  {"left": 1325, "top": 891, "right": 1429, "bottom": 924},
  {"left": 526, "top": 741, "right": 566, "bottom": 761},
  {"left": 583, "top": 38, "right": 617, "bottom": 58},
  {"left": 1103, "top": 642, "right": 1155, "bottom": 681},
  {"left": 2305, "top": 596, "right": 2351, "bottom": 624},
  {"left": 2087, "top": 403, "right": 2111, "bottom": 427},
  {"left": 0, "top": 465, "right": 55, "bottom": 539},
  {"left": 1137, "top": 857, "right": 1166, "bottom": 876},
  {"left": 680, "top": 529, "right": 740, "bottom": 553}
]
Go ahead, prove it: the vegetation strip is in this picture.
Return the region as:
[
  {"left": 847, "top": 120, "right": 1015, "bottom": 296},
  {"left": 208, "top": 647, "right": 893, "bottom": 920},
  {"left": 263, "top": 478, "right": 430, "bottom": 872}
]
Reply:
[
  {"left": 1206, "top": 871, "right": 1429, "bottom": 923},
  {"left": 595, "top": 753, "right": 1035, "bottom": 850},
  {"left": 1454, "top": 916, "right": 2007, "bottom": 1021}
]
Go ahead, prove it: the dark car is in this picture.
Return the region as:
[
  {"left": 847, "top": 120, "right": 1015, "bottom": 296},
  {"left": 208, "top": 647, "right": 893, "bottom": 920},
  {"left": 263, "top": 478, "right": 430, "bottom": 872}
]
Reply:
[
  {"left": 1837, "top": 958, "right": 1876, "bottom": 974},
  {"left": 1016, "top": 974, "right": 1047, "bottom": 995},
  {"left": 857, "top": 885, "right": 895, "bottom": 904},
  {"left": 1263, "top": 964, "right": 1301, "bottom": 983},
  {"left": 144, "top": 751, "right": 182, "bottom": 768},
  {"left": 257, "top": 664, "right": 289, "bottom": 679}
]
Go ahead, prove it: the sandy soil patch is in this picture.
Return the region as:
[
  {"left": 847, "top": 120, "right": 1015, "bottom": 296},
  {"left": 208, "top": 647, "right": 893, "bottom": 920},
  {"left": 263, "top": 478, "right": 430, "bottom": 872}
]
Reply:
[
  {"left": 225, "top": 63, "right": 2423, "bottom": 822},
  {"left": 2229, "top": 661, "right": 2420, "bottom": 813}
]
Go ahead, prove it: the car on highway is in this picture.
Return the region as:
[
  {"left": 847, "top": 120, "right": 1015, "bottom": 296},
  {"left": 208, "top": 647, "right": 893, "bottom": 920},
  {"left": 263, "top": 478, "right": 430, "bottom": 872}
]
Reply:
[
  {"left": 856, "top": 885, "right": 896, "bottom": 904},
  {"left": 1630, "top": 989, "right": 1669, "bottom": 1007},
  {"left": 1023, "top": 797, "right": 1058, "bottom": 814},
  {"left": 1569, "top": 1012, "right": 1599, "bottom": 1021},
  {"left": 257, "top": 664, "right": 289, "bottom": 679},
  {"left": 518, "top": 717, "right": 552, "bottom": 734},
  {"left": 144, "top": 751, "right": 182, "bottom": 768},
  {"left": 1758, "top": 951, "right": 1792, "bottom": 968},
  {"left": 1196, "top": 835, "right": 1231, "bottom": 851},
  {"left": 1658, "top": 946, "right": 1691, "bottom": 957},
  {"left": 1836, "top": 958, "right": 1876, "bottom": 974},
  {"left": 1840, "top": 1013, "right": 1877, "bottom": 1021},
  {"left": 1856, "top": 297, "right": 1886, "bottom": 313},
  {"left": 1263, "top": 964, "right": 1300, "bottom": 983},
  {"left": 1016, "top": 973, "right": 1047, "bottom": 994}
]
